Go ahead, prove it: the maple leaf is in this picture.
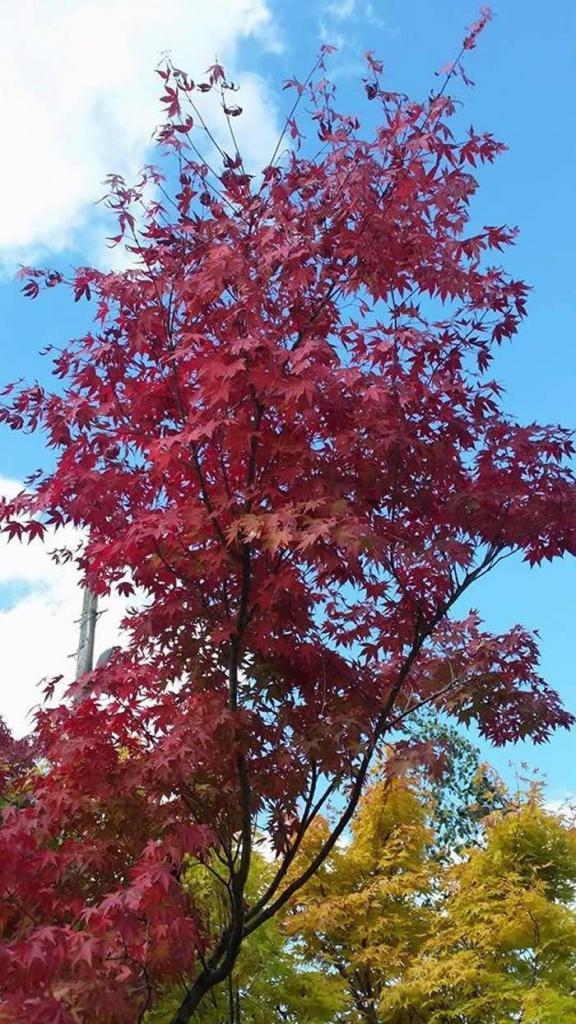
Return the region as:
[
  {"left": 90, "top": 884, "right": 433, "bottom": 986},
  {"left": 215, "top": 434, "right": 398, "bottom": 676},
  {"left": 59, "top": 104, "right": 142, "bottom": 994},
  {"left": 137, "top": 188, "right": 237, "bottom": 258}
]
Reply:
[
  {"left": 206, "top": 62, "right": 225, "bottom": 82},
  {"left": 21, "top": 279, "right": 40, "bottom": 299}
]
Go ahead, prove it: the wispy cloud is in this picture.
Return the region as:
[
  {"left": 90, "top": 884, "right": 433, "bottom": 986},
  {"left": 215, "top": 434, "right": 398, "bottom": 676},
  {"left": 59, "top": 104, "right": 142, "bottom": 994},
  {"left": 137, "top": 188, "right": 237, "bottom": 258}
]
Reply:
[
  {"left": 365, "top": 2, "right": 400, "bottom": 34},
  {"left": 326, "top": 0, "right": 356, "bottom": 19}
]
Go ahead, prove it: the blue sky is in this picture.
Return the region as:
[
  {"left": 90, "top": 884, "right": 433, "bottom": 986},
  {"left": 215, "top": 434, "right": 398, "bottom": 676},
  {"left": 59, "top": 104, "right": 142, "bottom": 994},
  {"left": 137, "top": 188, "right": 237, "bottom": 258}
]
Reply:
[{"left": 0, "top": 0, "right": 574, "bottom": 800}]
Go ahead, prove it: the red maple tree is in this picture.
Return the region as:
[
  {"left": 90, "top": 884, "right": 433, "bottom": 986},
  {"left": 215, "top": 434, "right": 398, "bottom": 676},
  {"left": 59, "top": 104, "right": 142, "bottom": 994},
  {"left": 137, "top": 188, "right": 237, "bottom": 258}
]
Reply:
[{"left": 0, "top": 10, "right": 574, "bottom": 1021}]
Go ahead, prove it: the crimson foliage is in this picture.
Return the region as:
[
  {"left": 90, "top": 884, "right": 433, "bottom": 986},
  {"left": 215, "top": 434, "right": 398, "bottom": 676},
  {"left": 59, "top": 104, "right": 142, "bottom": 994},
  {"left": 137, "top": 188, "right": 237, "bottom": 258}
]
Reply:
[{"left": 0, "top": 11, "right": 574, "bottom": 1022}]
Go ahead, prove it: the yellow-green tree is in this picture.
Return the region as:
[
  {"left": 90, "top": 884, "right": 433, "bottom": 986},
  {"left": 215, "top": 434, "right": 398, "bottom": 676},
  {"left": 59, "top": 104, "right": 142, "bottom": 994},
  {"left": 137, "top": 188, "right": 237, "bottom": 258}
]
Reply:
[
  {"left": 381, "top": 790, "right": 576, "bottom": 1023},
  {"left": 286, "top": 771, "right": 576, "bottom": 1024}
]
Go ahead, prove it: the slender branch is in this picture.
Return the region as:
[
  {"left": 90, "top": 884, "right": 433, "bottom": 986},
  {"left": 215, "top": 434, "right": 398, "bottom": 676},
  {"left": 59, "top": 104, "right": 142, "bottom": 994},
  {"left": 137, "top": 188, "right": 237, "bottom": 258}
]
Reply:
[{"left": 246, "top": 761, "right": 323, "bottom": 921}]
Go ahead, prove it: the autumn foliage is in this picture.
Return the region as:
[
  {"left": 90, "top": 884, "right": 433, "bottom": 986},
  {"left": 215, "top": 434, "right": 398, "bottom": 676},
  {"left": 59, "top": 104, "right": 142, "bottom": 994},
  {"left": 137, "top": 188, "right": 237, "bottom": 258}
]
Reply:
[
  {"left": 287, "top": 771, "right": 576, "bottom": 1024},
  {"left": 0, "top": 8, "right": 574, "bottom": 1021}
]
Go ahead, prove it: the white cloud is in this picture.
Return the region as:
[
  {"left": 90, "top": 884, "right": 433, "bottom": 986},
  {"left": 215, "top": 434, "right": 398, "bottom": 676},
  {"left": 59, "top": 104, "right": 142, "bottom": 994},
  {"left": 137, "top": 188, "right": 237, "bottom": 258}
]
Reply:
[
  {"left": 0, "top": 0, "right": 282, "bottom": 270},
  {"left": 319, "top": 1, "right": 397, "bottom": 50},
  {"left": 0, "top": 477, "right": 128, "bottom": 738},
  {"left": 325, "top": 0, "right": 356, "bottom": 19}
]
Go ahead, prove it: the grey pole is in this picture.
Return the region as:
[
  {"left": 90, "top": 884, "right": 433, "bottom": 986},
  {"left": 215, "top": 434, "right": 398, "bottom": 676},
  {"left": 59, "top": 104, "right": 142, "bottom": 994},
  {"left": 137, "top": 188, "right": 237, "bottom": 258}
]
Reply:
[{"left": 75, "top": 587, "right": 98, "bottom": 679}]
